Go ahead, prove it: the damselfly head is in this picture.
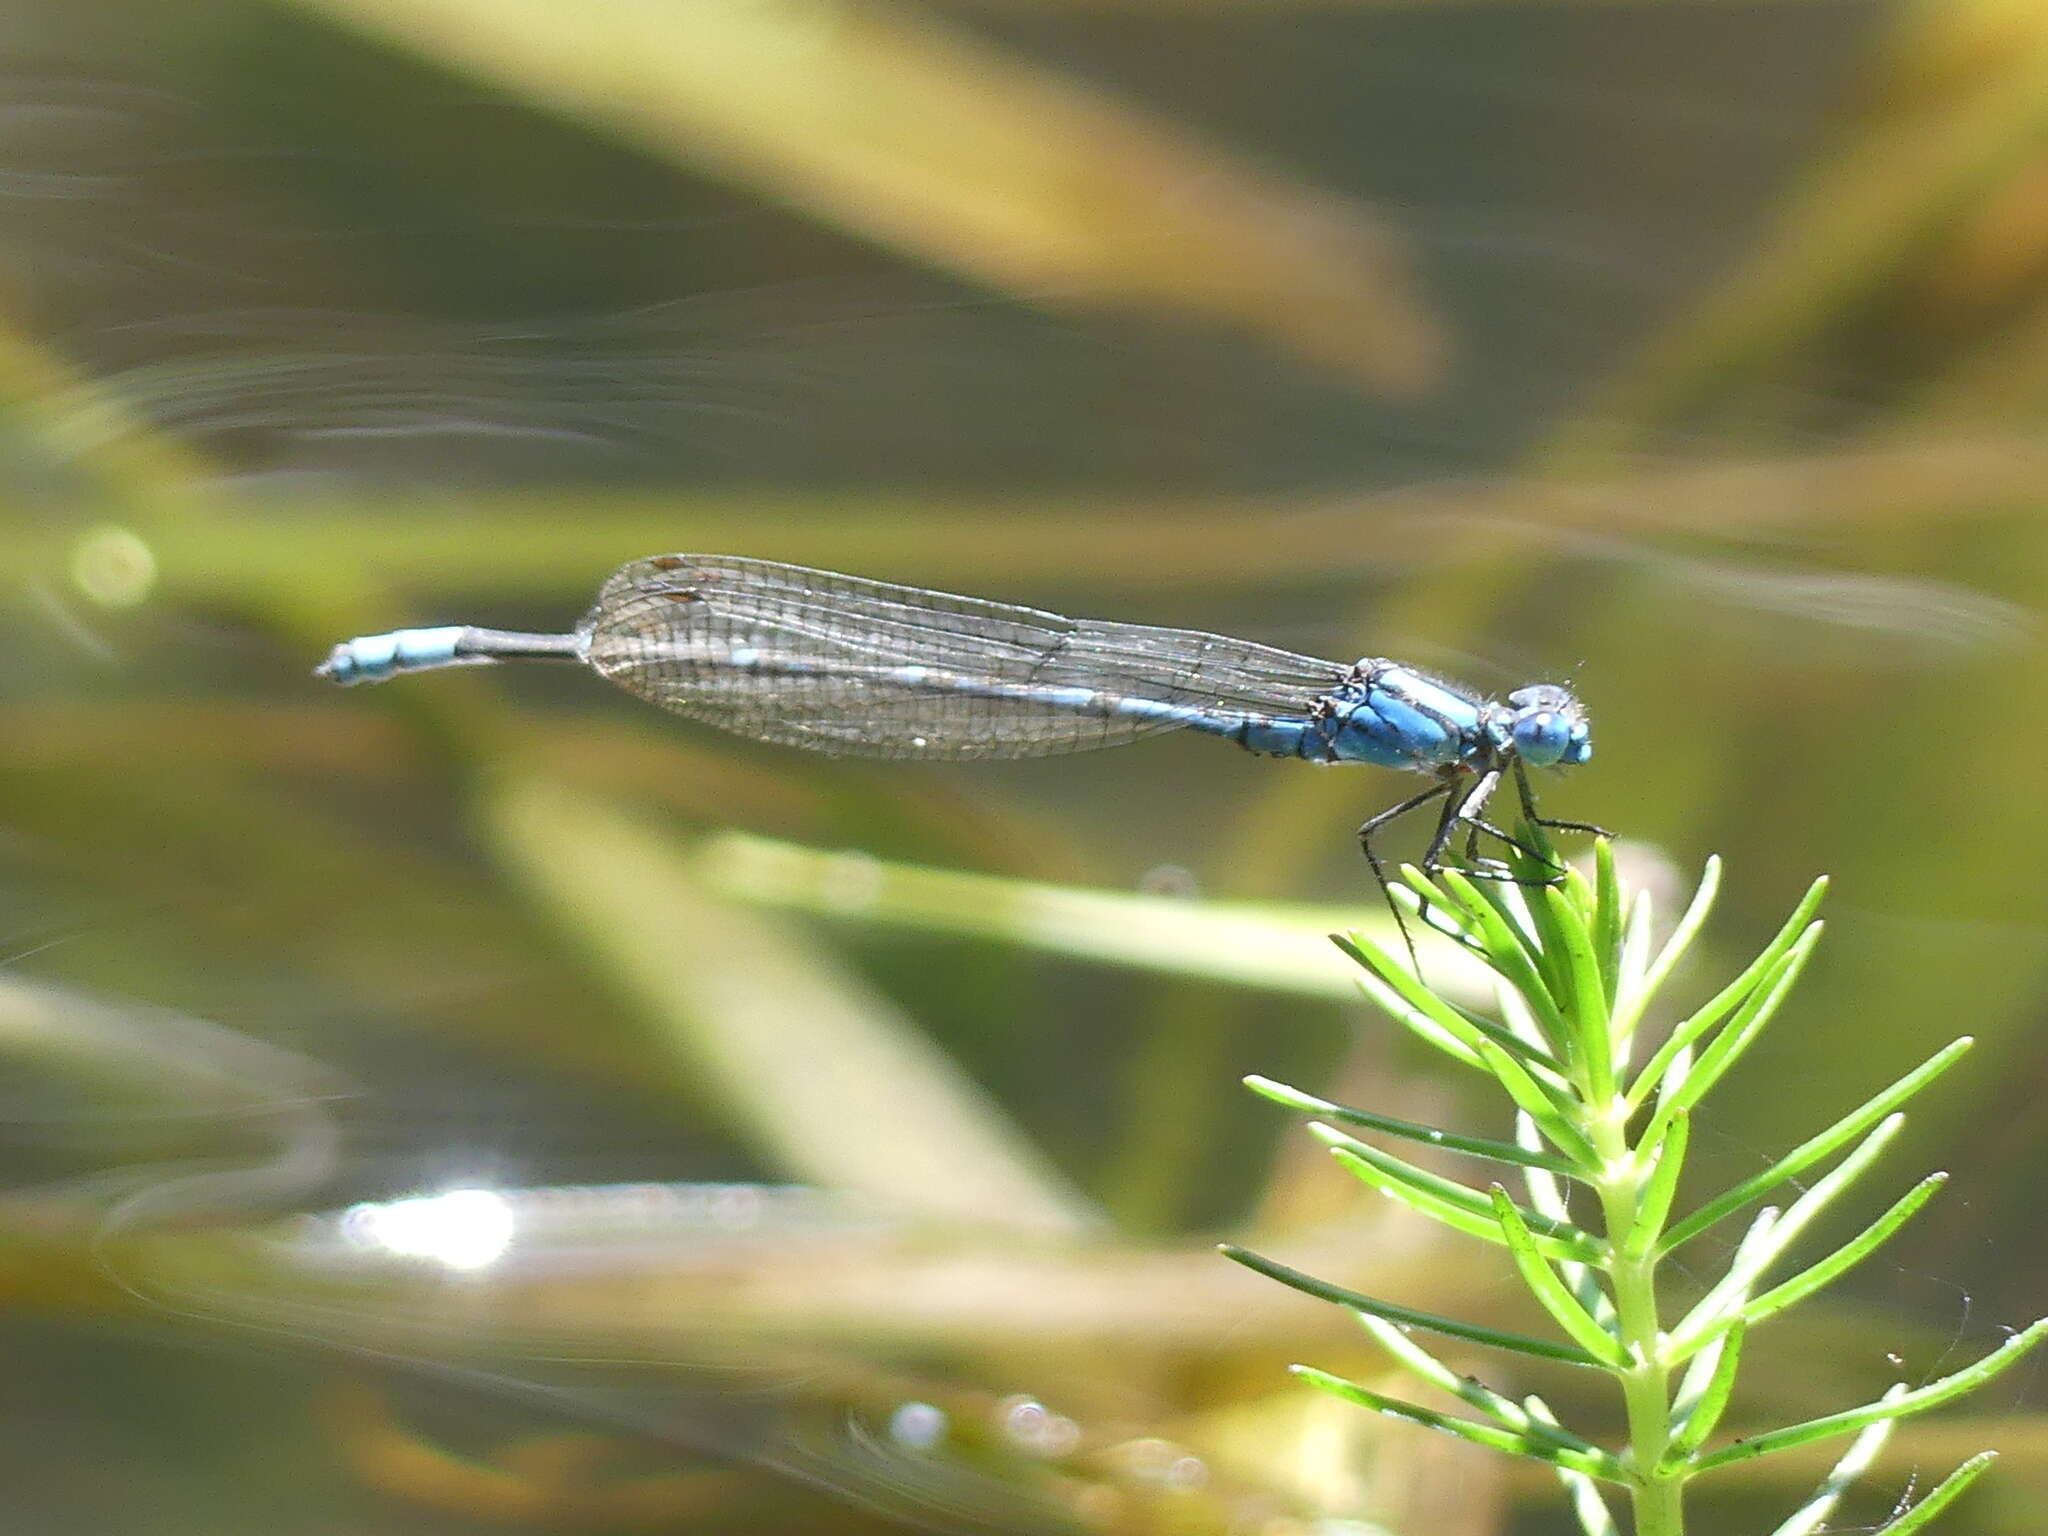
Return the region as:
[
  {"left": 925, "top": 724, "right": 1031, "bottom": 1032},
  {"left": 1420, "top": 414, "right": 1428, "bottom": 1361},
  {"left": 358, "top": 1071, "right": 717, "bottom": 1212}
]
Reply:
[{"left": 1503, "top": 684, "right": 1591, "bottom": 767}]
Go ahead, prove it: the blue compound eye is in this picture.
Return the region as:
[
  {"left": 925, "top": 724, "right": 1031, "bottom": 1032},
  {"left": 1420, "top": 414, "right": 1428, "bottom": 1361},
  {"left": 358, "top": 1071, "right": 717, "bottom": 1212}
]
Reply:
[{"left": 1513, "top": 710, "right": 1573, "bottom": 766}]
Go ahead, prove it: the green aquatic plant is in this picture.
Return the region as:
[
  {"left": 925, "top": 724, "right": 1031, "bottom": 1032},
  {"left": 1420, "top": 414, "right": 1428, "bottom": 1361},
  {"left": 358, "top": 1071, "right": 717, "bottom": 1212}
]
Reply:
[{"left": 1225, "top": 842, "right": 2044, "bottom": 1536}]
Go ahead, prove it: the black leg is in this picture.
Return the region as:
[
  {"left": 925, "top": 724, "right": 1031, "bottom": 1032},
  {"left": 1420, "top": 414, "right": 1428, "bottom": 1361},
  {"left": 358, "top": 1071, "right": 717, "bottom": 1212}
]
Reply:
[
  {"left": 1461, "top": 832, "right": 1568, "bottom": 887},
  {"left": 1426, "top": 759, "right": 1597, "bottom": 887},
  {"left": 1350, "top": 754, "right": 1608, "bottom": 968},
  {"left": 1356, "top": 777, "right": 1456, "bottom": 970},
  {"left": 1441, "top": 768, "right": 1556, "bottom": 879},
  {"left": 1533, "top": 816, "right": 1610, "bottom": 837},
  {"left": 1512, "top": 758, "right": 1614, "bottom": 841},
  {"left": 1356, "top": 777, "right": 1458, "bottom": 869},
  {"left": 1431, "top": 768, "right": 1498, "bottom": 872},
  {"left": 1422, "top": 776, "right": 1475, "bottom": 873},
  {"left": 1437, "top": 763, "right": 1569, "bottom": 886}
]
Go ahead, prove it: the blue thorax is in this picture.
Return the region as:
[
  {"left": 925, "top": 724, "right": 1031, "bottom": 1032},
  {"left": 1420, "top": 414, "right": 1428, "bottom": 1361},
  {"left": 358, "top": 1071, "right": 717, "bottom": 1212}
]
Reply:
[{"left": 1219, "top": 662, "right": 1590, "bottom": 774}]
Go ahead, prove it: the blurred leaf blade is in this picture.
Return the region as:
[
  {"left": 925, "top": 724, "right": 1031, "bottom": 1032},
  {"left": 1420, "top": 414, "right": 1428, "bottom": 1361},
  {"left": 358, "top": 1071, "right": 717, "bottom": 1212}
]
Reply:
[
  {"left": 697, "top": 828, "right": 1489, "bottom": 1003},
  {"left": 1552, "top": 0, "right": 2048, "bottom": 457},
  {"left": 276, "top": 0, "right": 1445, "bottom": 396},
  {"left": 15, "top": 438, "right": 2048, "bottom": 615},
  {"left": 0, "top": 306, "right": 215, "bottom": 499},
  {"left": 483, "top": 775, "right": 1099, "bottom": 1234}
]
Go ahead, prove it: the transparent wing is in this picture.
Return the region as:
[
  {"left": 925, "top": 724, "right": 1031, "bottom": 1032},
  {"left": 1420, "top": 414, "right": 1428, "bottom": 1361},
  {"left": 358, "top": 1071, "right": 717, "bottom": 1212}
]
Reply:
[{"left": 579, "top": 554, "right": 1348, "bottom": 760}]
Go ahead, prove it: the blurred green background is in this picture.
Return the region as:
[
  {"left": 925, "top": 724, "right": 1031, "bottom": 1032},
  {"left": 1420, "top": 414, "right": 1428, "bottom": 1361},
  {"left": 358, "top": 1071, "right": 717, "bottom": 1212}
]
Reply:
[{"left": 3, "top": 0, "right": 2046, "bottom": 1532}]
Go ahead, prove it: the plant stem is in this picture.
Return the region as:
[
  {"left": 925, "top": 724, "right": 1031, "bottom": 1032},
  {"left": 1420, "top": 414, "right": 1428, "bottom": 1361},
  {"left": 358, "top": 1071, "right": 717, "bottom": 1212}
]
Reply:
[{"left": 1590, "top": 1102, "right": 1686, "bottom": 1535}]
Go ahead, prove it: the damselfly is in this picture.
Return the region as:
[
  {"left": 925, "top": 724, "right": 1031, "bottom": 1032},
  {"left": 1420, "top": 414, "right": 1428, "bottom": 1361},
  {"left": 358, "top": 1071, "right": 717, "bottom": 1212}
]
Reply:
[{"left": 319, "top": 554, "right": 1596, "bottom": 917}]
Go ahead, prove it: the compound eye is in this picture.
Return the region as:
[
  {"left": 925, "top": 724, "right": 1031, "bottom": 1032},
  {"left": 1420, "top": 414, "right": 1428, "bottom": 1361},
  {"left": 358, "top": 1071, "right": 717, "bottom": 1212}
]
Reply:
[{"left": 1513, "top": 710, "right": 1572, "bottom": 766}]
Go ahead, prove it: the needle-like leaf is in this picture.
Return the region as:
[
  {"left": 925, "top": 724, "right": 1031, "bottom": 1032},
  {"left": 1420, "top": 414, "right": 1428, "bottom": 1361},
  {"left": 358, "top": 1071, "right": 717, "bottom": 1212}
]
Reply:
[
  {"left": 1638, "top": 926, "right": 1820, "bottom": 1150},
  {"left": 1663, "top": 1321, "right": 1744, "bottom": 1469},
  {"left": 1741, "top": 1173, "right": 1947, "bottom": 1327},
  {"left": 1694, "top": 1319, "right": 2048, "bottom": 1472},
  {"left": 1870, "top": 1453, "right": 2001, "bottom": 1535},
  {"left": 1663, "top": 1038, "right": 1972, "bottom": 1252},
  {"left": 1219, "top": 1244, "right": 1607, "bottom": 1367},
  {"left": 1244, "top": 1074, "right": 1578, "bottom": 1174},
  {"left": 1489, "top": 1186, "right": 1627, "bottom": 1367},
  {"left": 1764, "top": 1385, "right": 1903, "bottom": 1536},
  {"left": 1669, "top": 1113, "right": 1904, "bottom": 1361},
  {"left": 1291, "top": 1366, "right": 1626, "bottom": 1481},
  {"left": 1353, "top": 1311, "right": 1602, "bottom": 1455},
  {"left": 1625, "top": 875, "right": 1824, "bottom": 1111},
  {"left": 1318, "top": 1131, "right": 1606, "bottom": 1264}
]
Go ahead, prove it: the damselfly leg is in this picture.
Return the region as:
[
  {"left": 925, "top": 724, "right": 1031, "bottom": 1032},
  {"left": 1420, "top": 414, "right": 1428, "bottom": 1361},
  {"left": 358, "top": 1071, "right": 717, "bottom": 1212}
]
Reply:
[
  {"left": 1355, "top": 778, "right": 1457, "bottom": 918},
  {"left": 1511, "top": 758, "right": 1612, "bottom": 845},
  {"left": 1356, "top": 769, "right": 1531, "bottom": 968},
  {"left": 1357, "top": 763, "right": 1605, "bottom": 971},
  {"left": 1432, "top": 766, "right": 1556, "bottom": 881}
]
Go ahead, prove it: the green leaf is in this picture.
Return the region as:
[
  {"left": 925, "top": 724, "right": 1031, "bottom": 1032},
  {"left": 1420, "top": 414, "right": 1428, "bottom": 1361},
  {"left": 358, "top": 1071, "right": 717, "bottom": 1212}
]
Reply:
[
  {"left": 1290, "top": 1366, "right": 1627, "bottom": 1482},
  {"left": 1560, "top": 859, "right": 1597, "bottom": 909},
  {"left": 1345, "top": 960, "right": 1484, "bottom": 1069},
  {"left": 1318, "top": 1133, "right": 1606, "bottom": 1265},
  {"left": 1438, "top": 869, "right": 1570, "bottom": 1045},
  {"left": 1625, "top": 874, "right": 1825, "bottom": 1112},
  {"left": 1765, "top": 1385, "right": 1904, "bottom": 1536},
  {"left": 1475, "top": 869, "right": 1575, "bottom": 1019},
  {"left": 1515, "top": 1125, "right": 1615, "bottom": 1334},
  {"left": 1592, "top": 839, "right": 1624, "bottom": 1022},
  {"left": 1623, "top": 1110, "right": 1691, "bottom": 1259},
  {"left": 1663, "top": 1320, "right": 1744, "bottom": 1469},
  {"left": 1669, "top": 1114, "right": 1904, "bottom": 1360},
  {"left": 1611, "top": 886, "right": 1657, "bottom": 1052},
  {"left": 1495, "top": 982, "right": 1566, "bottom": 1064},
  {"left": 1353, "top": 1312, "right": 1602, "bottom": 1455},
  {"left": 1610, "top": 855, "right": 1721, "bottom": 1044},
  {"left": 1457, "top": 863, "right": 1548, "bottom": 962},
  {"left": 1673, "top": 870, "right": 1823, "bottom": 1033},
  {"left": 1332, "top": 931, "right": 1559, "bottom": 1074},
  {"left": 1242, "top": 1075, "right": 1577, "bottom": 1174},
  {"left": 1662, "top": 1037, "right": 1973, "bottom": 1251},
  {"left": 1396, "top": 866, "right": 1489, "bottom": 952},
  {"left": 1542, "top": 884, "right": 1615, "bottom": 1100},
  {"left": 1871, "top": 1452, "right": 2000, "bottom": 1535},
  {"left": 1472, "top": 1037, "right": 1601, "bottom": 1169},
  {"left": 1558, "top": 1465, "right": 1623, "bottom": 1536},
  {"left": 1339, "top": 944, "right": 1544, "bottom": 1073},
  {"left": 1519, "top": 1395, "right": 1625, "bottom": 1535},
  {"left": 1518, "top": 1114, "right": 1574, "bottom": 1218},
  {"left": 1672, "top": 1205, "right": 1781, "bottom": 1352},
  {"left": 1217, "top": 1244, "right": 1608, "bottom": 1367},
  {"left": 1638, "top": 925, "right": 1821, "bottom": 1152},
  {"left": 1742, "top": 1173, "right": 1947, "bottom": 1326},
  {"left": 1488, "top": 1186, "right": 1628, "bottom": 1367},
  {"left": 1693, "top": 1317, "right": 2048, "bottom": 1472}
]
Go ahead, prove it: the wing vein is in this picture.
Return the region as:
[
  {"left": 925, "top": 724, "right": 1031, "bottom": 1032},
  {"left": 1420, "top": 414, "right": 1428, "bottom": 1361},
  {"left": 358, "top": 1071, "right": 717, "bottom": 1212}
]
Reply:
[{"left": 579, "top": 554, "right": 1347, "bottom": 760}]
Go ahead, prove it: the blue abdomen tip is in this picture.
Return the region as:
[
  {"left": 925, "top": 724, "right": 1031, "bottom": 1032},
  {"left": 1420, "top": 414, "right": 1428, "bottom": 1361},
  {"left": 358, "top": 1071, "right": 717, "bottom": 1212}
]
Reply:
[{"left": 316, "top": 627, "right": 464, "bottom": 685}]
